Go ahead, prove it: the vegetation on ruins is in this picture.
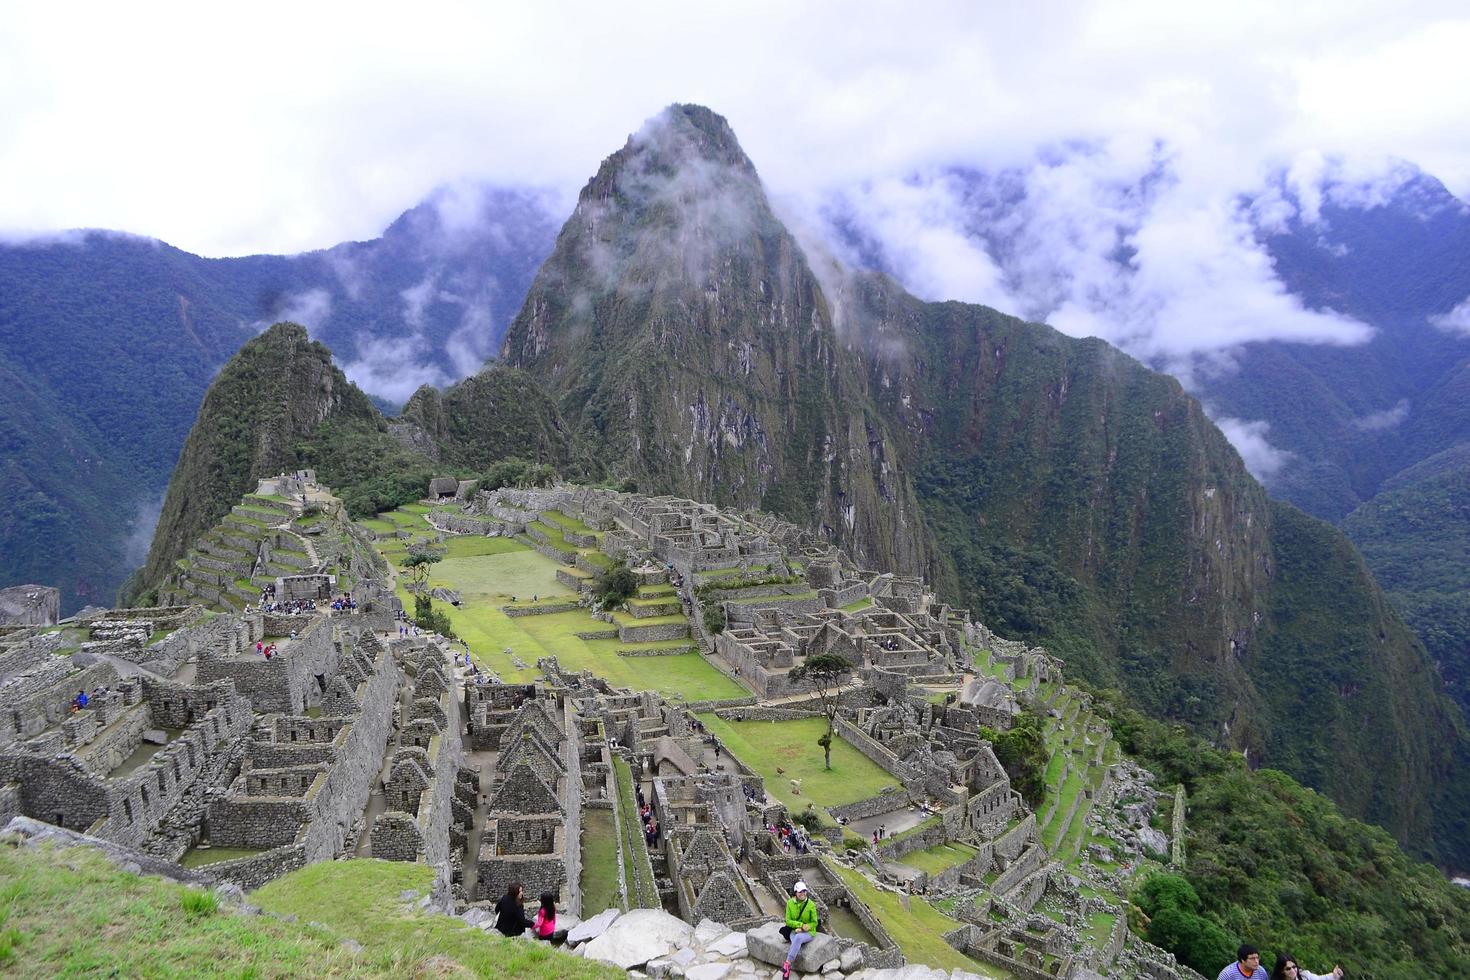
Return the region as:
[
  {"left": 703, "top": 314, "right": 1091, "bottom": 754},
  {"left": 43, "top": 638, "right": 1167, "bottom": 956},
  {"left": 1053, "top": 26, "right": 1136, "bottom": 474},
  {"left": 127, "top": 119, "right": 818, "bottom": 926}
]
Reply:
[
  {"left": 790, "top": 652, "right": 854, "bottom": 770},
  {"left": 980, "top": 708, "right": 1048, "bottom": 806},
  {"left": 702, "top": 604, "right": 726, "bottom": 635},
  {"left": 467, "top": 455, "right": 558, "bottom": 496},
  {"left": 591, "top": 563, "right": 638, "bottom": 609}
]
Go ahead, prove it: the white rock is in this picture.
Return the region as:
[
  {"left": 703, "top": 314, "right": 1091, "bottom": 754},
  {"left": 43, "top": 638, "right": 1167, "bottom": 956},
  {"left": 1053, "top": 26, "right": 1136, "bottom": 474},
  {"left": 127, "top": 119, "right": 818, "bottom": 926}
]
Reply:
[
  {"left": 708, "top": 931, "right": 749, "bottom": 958},
  {"left": 745, "top": 921, "right": 837, "bottom": 973},
  {"left": 566, "top": 907, "right": 621, "bottom": 945},
  {"left": 686, "top": 964, "right": 733, "bottom": 980},
  {"left": 460, "top": 907, "right": 492, "bottom": 927},
  {"left": 581, "top": 908, "right": 697, "bottom": 969},
  {"left": 838, "top": 947, "right": 863, "bottom": 972},
  {"left": 695, "top": 918, "right": 731, "bottom": 947},
  {"left": 821, "top": 958, "right": 841, "bottom": 974}
]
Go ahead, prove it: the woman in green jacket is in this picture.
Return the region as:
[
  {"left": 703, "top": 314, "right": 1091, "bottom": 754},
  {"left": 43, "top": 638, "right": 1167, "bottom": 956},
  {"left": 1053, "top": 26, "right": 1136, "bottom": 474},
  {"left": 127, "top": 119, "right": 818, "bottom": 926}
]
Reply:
[{"left": 781, "top": 881, "right": 819, "bottom": 978}]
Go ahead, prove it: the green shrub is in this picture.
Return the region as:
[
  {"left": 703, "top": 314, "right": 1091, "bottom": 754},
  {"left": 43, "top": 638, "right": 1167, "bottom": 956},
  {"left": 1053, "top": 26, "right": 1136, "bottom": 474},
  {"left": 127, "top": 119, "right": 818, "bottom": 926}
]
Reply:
[
  {"left": 593, "top": 564, "right": 638, "bottom": 608},
  {"left": 703, "top": 605, "right": 726, "bottom": 635}
]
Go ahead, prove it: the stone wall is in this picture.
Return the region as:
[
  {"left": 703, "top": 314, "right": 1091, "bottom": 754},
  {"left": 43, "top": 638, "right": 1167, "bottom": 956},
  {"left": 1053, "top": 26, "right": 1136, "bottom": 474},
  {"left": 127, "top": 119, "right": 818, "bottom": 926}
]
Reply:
[
  {"left": 828, "top": 786, "right": 913, "bottom": 823},
  {"left": 203, "top": 843, "right": 308, "bottom": 890}
]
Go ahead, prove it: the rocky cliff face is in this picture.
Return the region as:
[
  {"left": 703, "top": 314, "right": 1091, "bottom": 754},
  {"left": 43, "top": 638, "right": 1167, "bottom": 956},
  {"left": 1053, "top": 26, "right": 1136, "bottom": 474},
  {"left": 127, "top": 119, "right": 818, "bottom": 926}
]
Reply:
[
  {"left": 500, "top": 104, "right": 929, "bottom": 575},
  {"left": 135, "top": 323, "right": 379, "bottom": 593}
]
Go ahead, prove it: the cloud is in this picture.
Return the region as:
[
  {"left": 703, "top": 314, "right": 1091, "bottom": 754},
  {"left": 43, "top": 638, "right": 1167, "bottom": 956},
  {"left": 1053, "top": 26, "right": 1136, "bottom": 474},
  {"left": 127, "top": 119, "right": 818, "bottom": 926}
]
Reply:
[
  {"left": 121, "top": 491, "right": 164, "bottom": 569},
  {"left": 1431, "top": 297, "right": 1470, "bottom": 337},
  {"left": 339, "top": 332, "right": 452, "bottom": 403},
  {"left": 1353, "top": 398, "right": 1411, "bottom": 431},
  {"left": 257, "top": 288, "right": 333, "bottom": 334},
  {"left": 0, "top": 2, "right": 1466, "bottom": 258},
  {"left": 1212, "top": 415, "right": 1292, "bottom": 480}
]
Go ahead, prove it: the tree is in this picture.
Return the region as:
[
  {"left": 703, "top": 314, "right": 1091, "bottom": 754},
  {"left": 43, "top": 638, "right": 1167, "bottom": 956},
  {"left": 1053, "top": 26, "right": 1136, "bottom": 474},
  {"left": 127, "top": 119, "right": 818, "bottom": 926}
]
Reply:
[
  {"left": 592, "top": 563, "right": 638, "bottom": 608},
  {"left": 402, "top": 547, "right": 444, "bottom": 589},
  {"left": 703, "top": 605, "right": 726, "bottom": 635},
  {"left": 980, "top": 708, "right": 1047, "bottom": 806},
  {"left": 790, "top": 652, "right": 853, "bottom": 770}
]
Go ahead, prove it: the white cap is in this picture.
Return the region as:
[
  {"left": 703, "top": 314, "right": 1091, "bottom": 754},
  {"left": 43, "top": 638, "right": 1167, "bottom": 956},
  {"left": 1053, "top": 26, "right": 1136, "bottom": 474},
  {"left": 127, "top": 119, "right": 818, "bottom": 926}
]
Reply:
[{"left": 793, "top": 881, "right": 808, "bottom": 893}]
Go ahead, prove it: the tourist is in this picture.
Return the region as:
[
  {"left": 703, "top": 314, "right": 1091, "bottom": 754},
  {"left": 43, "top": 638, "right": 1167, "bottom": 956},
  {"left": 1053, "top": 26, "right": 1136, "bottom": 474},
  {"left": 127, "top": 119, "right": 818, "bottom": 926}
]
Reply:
[
  {"left": 493, "top": 881, "right": 532, "bottom": 937},
  {"left": 780, "top": 881, "right": 819, "bottom": 979},
  {"left": 872, "top": 830, "right": 880, "bottom": 846},
  {"left": 532, "top": 892, "right": 558, "bottom": 941},
  {"left": 1271, "top": 955, "right": 1343, "bottom": 980},
  {"left": 1219, "top": 946, "right": 1266, "bottom": 980},
  {"left": 74, "top": 689, "right": 88, "bottom": 711}
]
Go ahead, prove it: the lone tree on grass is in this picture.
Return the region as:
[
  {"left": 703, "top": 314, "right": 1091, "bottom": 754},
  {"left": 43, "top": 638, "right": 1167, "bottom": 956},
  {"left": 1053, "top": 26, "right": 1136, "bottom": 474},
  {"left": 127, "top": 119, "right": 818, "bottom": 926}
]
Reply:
[
  {"left": 790, "top": 652, "right": 853, "bottom": 770},
  {"left": 402, "top": 547, "right": 444, "bottom": 589}
]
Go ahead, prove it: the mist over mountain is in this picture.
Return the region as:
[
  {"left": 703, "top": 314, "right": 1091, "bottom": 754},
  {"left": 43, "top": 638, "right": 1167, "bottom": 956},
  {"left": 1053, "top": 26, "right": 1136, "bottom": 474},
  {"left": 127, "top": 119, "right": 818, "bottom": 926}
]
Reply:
[
  {"left": 0, "top": 186, "right": 561, "bottom": 612},
  {"left": 822, "top": 154, "right": 1470, "bottom": 719}
]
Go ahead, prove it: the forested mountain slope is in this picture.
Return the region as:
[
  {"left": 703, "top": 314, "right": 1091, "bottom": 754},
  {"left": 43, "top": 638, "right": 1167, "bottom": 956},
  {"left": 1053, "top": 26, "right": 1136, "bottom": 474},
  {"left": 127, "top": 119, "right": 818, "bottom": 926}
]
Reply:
[{"left": 0, "top": 188, "right": 558, "bottom": 612}]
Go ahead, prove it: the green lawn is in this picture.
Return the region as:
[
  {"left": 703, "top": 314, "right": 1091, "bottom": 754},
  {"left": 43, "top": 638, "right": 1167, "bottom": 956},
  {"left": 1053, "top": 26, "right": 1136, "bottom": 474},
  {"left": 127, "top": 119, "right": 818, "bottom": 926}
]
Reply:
[
  {"left": 579, "top": 808, "right": 622, "bottom": 915},
  {"left": 441, "top": 535, "right": 526, "bottom": 560},
  {"left": 696, "top": 715, "right": 897, "bottom": 814},
  {"left": 542, "top": 510, "right": 595, "bottom": 534},
  {"left": 0, "top": 843, "right": 618, "bottom": 979},
  {"left": 379, "top": 533, "right": 744, "bottom": 702},
  {"left": 897, "top": 841, "right": 979, "bottom": 877},
  {"left": 840, "top": 596, "right": 874, "bottom": 612},
  {"left": 829, "top": 862, "right": 998, "bottom": 974}
]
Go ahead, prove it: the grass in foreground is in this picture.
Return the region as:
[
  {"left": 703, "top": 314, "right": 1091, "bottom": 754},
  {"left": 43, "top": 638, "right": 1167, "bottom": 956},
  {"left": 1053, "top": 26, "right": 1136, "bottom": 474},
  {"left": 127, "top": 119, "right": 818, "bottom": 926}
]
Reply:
[
  {"left": 0, "top": 840, "right": 619, "bottom": 979},
  {"left": 697, "top": 714, "right": 897, "bottom": 813},
  {"left": 254, "top": 859, "right": 622, "bottom": 978}
]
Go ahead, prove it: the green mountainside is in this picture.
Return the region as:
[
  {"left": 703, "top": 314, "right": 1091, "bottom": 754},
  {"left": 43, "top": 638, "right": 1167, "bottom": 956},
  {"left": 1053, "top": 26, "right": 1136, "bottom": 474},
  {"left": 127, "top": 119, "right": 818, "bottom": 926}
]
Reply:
[
  {"left": 135, "top": 105, "right": 1470, "bottom": 868},
  {"left": 132, "top": 323, "right": 381, "bottom": 595}
]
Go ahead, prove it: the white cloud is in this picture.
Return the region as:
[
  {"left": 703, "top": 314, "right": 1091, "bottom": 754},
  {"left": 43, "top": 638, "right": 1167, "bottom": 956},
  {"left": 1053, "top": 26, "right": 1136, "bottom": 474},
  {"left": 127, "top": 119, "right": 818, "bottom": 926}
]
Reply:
[
  {"left": 257, "top": 288, "right": 333, "bottom": 334},
  {"left": 1431, "top": 297, "right": 1470, "bottom": 336},
  {"left": 1353, "top": 399, "right": 1411, "bottom": 431},
  {"left": 339, "top": 333, "right": 451, "bottom": 403},
  {"left": 1212, "top": 416, "right": 1293, "bottom": 480},
  {"left": 0, "top": 1, "right": 1466, "bottom": 259}
]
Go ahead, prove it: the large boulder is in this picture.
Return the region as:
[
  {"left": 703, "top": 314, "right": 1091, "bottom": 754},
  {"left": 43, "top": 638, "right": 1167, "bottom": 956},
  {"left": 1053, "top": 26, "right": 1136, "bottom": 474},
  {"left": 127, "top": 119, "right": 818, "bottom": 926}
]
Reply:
[
  {"left": 580, "top": 908, "right": 695, "bottom": 969},
  {"left": 565, "top": 907, "right": 620, "bottom": 945},
  {"left": 746, "top": 921, "right": 838, "bottom": 973}
]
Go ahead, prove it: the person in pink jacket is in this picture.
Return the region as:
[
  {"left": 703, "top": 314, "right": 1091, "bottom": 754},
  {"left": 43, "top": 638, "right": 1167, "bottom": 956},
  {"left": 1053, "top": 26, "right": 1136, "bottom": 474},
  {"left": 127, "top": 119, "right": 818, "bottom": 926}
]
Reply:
[{"left": 532, "top": 892, "right": 558, "bottom": 940}]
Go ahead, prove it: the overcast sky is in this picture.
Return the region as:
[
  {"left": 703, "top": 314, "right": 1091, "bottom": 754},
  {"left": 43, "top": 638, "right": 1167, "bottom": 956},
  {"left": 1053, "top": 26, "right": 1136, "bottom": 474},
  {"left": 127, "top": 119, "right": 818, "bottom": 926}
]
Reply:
[
  {"left": 5, "top": 1, "right": 1469, "bottom": 475},
  {"left": 3, "top": 0, "right": 1466, "bottom": 256}
]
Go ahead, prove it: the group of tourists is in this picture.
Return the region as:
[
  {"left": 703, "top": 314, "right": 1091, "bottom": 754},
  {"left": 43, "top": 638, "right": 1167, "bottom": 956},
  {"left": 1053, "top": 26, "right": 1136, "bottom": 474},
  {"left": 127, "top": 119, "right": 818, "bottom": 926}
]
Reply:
[
  {"left": 635, "top": 788, "right": 662, "bottom": 848},
  {"left": 1218, "top": 945, "right": 1343, "bottom": 980},
  {"left": 491, "top": 881, "right": 560, "bottom": 942},
  {"left": 262, "top": 597, "right": 315, "bottom": 615},
  {"left": 328, "top": 592, "right": 357, "bottom": 612},
  {"left": 765, "top": 817, "right": 812, "bottom": 854},
  {"left": 255, "top": 640, "right": 281, "bottom": 660}
]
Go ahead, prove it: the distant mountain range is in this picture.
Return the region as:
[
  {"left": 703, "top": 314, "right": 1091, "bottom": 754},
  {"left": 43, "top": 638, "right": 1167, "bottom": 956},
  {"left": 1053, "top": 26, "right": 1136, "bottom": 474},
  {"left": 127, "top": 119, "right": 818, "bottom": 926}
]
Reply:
[
  {"left": 130, "top": 106, "right": 1470, "bottom": 868},
  {"left": 0, "top": 187, "right": 559, "bottom": 610}
]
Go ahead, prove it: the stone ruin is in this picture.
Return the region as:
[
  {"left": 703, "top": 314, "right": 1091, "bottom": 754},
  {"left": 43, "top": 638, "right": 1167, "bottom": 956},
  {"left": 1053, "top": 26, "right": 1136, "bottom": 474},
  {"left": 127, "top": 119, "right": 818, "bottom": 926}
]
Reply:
[
  {"left": 0, "top": 479, "right": 1208, "bottom": 979},
  {"left": 0, "top": 585, "right": 60, "bottom": 627}
]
